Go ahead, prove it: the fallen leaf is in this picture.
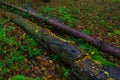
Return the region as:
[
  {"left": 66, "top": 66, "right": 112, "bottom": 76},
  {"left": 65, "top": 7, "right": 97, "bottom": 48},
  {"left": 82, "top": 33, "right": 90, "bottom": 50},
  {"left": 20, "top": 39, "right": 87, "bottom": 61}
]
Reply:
[
  {"left": 48, "top": 60, "right": 53, "bottom": 64},
  {"left": 91, "top": 51, "right": 95, "bottom": 55},
  {"left": 34, "top": 66, "right": 39, "bottom": 70},
  {"left": 46, "top": 74, "right": 52, "bottom": 79},
  {"left": 41, "top": 67, "right": 47, "bottom": 71},
  {"left": 35, "top": 29, "right": 39, "bottom": 33}
]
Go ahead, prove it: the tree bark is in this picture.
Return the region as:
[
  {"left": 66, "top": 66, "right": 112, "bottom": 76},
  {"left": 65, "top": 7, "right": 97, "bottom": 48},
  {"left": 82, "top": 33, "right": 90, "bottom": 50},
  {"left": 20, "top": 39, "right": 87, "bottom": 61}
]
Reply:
[
  {"left": 2, "top": 11, "right": 120, "bottom": 80},
  {"left": 0, "top": 1, "right": 120, "bottom": 60}
]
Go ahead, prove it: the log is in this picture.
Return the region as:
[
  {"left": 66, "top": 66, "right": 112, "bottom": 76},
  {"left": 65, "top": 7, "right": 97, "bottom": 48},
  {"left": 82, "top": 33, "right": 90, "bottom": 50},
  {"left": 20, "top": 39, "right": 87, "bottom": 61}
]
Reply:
[
  {"left": 0, "top": 1, "right": 120, "bottom": 60},
  {"left": 2, "top": 11, "right": 120, "bottom": 80}
]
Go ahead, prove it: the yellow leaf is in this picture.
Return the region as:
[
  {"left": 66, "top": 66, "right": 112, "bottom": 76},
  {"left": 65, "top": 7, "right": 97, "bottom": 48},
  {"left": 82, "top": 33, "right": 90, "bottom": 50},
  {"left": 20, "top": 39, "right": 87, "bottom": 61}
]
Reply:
[
  {"left": 34, "top": 66, "right": 39, "bottom": 70},
  {"left": 15, "top": 45, "right": 19, "bottom": 49},
  {"left": 22, "top": 33, "right": 26, "bottom": 39},
  {"left": 48, "top": 60, "right": 53, "bottom": 64},
  {"left": 33, "top": 48, "right": 37, "bottom": 50},
  {"left": 36, "top": 56, "right": 42, "bottom": 60},
  {"left": 94, "top": 60, "right": 101, "bottom": 65},
  {"left": 35, "top": 29, "right": 39, "bottom": 33},
  {"left": 46, "top": 74, "right": 52, "bottom": 79},
  {"left": 41, "top": 67, "right": 47, "bottom": 71},
  {"left": 104, "top": 71, "right": 109, "bottom": 77},
  {"left": 3, "top": 34, "right": 6, "bottom": 36},
  {"left": 20, "top": 35, "right": 23, "bottom": 39},
  {"left": 105, "top": 78, "right": 114, "bottom": 80},
  {"left": 42, "top": 77, "right": 47, "bottom": 80},
  {"left": 91, "top": 51, "right": 95, "bottom": 55}
]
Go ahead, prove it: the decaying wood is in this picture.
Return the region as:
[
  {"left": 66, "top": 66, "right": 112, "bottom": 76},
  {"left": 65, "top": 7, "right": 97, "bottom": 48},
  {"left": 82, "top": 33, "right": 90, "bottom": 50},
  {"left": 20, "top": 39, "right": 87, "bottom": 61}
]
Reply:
[
  {"left": 0, "top": 1, "right": 120, "bottom": 60},
  {"left": 2, "top": 11, "right": 120, "bottom": 80}
]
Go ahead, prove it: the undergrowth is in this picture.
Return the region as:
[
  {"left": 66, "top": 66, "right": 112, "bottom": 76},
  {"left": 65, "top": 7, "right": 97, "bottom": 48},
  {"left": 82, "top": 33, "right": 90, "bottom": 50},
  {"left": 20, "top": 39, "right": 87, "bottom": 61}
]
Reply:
[
  {"left": 69, "top": 36, "right": 115, "bottom": 66},
  {"left": 8, "top": 75, "right": 42, "bottom": 80},
  {"left": 0, "top": 24, "right": 42, "bottom": 78}
]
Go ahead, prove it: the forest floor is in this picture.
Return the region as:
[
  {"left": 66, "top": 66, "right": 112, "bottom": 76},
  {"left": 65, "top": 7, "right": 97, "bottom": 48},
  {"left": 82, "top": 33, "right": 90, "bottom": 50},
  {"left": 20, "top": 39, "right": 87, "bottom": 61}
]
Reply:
[{"left": 0, "top": 0, "right": 120, "bottom": 80}]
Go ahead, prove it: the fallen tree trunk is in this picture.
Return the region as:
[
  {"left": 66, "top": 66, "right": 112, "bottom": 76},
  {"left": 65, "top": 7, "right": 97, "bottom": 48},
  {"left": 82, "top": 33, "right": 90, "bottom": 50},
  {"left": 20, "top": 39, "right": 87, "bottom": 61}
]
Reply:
[
  {"left": 2, "top": 11, "right": 120, "bottom": 80},
  {"left": 0, "top": 2, "right": 120, "bottom": 60}
]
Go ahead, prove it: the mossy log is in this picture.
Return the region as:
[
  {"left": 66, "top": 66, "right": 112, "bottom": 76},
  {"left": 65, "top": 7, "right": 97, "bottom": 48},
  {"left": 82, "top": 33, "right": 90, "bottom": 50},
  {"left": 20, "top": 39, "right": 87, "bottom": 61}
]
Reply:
[
  {"left": 2, "top": 12, "right": 120, "bottom": 80},
  {"left": 0, "top": 1, "right": 120, "bottom": 60}
]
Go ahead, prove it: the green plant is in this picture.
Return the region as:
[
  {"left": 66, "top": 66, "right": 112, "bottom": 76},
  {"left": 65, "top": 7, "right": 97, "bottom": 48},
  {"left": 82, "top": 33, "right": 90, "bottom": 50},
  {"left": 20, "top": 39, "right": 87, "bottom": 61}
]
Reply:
[
  {"left": 0, "top": 25, "right": 14, "bottom": 44},
  {"left": 92, "top": 55, "right": 115, "bottom": 66},
  {"left": 99, "top": 20, "right": 107, "bottom": 26},
  {"left": 114, "top": 30, "right": 120, "bottom": 35},
  {"left": 63, "top": 14, "right": 73, "bottom": 21},
  {"left": 95, "top": 16, "right": 100, "bottom": 19},
  {"left": 8, "top": 75, "right": 43, "bottom": 80},
  {"left": 1, "top": 67, "right": 9, "bottom": 74},
  {"left": 106, "top": 25, "right": 113, "bottom": 30},
  {"left": 8, "top": 75, "right": 25, "bottom": 80},
  {"left": 58, "top": 14, "right": 73, "bottom": 21},
  {"left": 76, "top": 38, "right": 115, "bottom": 66},
  {"left": 51, "top": 54, "right": 58, "bottom": 61},
  {"left": 20, "top": 45, "right": 26, "bottom": 51},
  {"left": 0, "top": 24, "right": 44, "bottom": 76},
  {"left": 48, "top": 25, "right": 54, "bottom": 29},
  {"left": 25, "top": 0, "right": 32, "bottom": 2},
  {"left": 63, "top": 67, "right": 70, "bottom": 78},
  {"left": 8, "top": 0, "right": 14, "bottom": 3},
  {"left": 9, "top": 37, "right": 16, "bottom": 46},
  {"left": 72, "top": 8, "right": 80, "bottom": 14},
  {"left": 57, "top": 7, "right": 67, "bottom": 14},
  {"left": 29, "top": 49, "right": 42, "bottom": 57},
  {"left": 21, "top": 12, "right": 28, "bottom": 17},
  {"left": 24, "top": 35, "right": 42, "bottom": 57},
  {"left": 13, "top": 54, "right": 25, "bottom": 63},
  {"left": 82, "top": 29, "right": 91, "bottom": 35},
  {"left": 107, "top": 32, "right": 113, "bottom": 37},
  {"left": 42, "top": 7, "right": 53, "bottom": 13},
  {"left": 26, "top": 36, "right": 37, "bottom": 46},
  {"left": 1, "top": 5, "right": 7, "bottom": 9},
  {"left": 31, "top": 18, "right": 36, "bottom": 21},
  {"left": 9, "top": 7, "right": 15, "bottom": 11},
  {"left": 0, "top": 50, "right": 25, "bottom": 74},
  {"left": 118, "top": 16, "right": 120, "bottom": 22},
  {"left": 111, "top": 0, "right": 120, "bottom": 2},
  {"left": 13, "top": 10, "right": 20, "bottom": 14},
  {"left": 58, "top": 13, "right": 75, "bottom": 26}
]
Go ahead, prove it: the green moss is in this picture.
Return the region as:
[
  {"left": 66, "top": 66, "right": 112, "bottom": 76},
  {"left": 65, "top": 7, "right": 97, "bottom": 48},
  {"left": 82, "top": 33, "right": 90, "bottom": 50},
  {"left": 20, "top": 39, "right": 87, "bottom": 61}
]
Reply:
[
  {"left": 74, "top": 37, "right": 115, "bottom": 66},
  {"left": 8, "top": 75, "right": 25, "bottom": 80},
  {"left": 82, "top": 29, "right": 91, "bottom": 35},
  {"left": 42, "top": 6, "right": 53, "bottom": 13},
  {"left": 92, "top": 55, "right": 115, "bottom": 66},
  {"left": 114, "top": 30, "right": 120, "bottom": 35},
  {"left": 8, "top": 75, "right": 42, "bottom": 80},
  {"left": 62, "top": 67, "right": 70, "bottom": 78}
]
